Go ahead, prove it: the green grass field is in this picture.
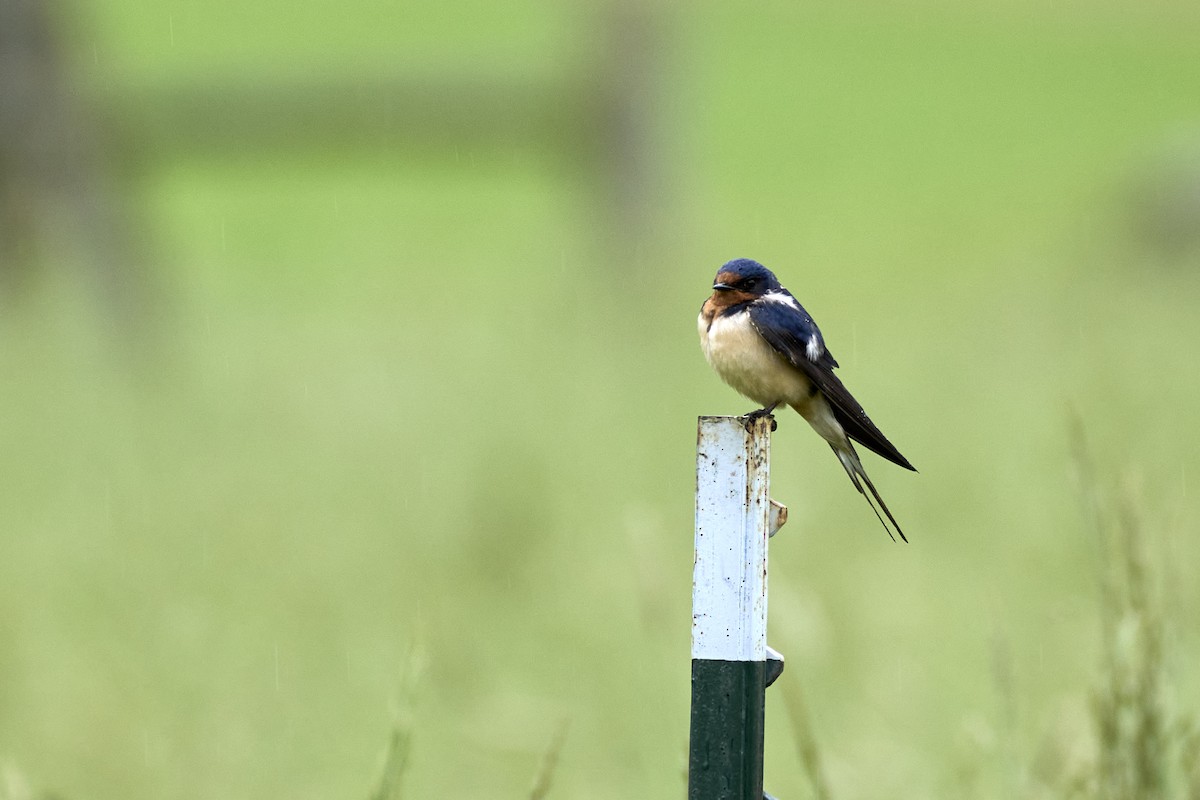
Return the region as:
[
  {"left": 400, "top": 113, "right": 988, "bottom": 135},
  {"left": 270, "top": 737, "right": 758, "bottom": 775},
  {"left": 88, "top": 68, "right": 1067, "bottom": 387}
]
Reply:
[{"left": 2, "top": 2, "right": 1199, "bottom": 797}]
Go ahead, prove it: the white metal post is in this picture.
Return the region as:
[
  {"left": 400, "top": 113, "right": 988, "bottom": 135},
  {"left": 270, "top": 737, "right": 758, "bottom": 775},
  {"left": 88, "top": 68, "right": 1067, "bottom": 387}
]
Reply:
[
  {"left": 689, "top": 415, "right": 785, "bottom": 799},
  {"left": 692, "top": 415, "right": 772, "bottom": 662}
]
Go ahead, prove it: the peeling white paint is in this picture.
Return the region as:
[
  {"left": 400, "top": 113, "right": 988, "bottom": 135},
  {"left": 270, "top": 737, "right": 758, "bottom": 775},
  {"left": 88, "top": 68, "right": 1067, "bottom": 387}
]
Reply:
[{"left": 692, "top": 415, "right": 777, "bottom": 662}]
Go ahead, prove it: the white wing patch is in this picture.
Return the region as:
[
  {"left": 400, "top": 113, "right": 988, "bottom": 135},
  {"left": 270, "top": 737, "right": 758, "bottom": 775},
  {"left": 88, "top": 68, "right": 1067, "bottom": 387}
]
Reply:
[
  {"left": 762, "top": 292, "right": 800, "bottom": 310},
  {"left": 762, "top": 291, "right": 822, "bottom": 361},
  {"left": 805, "top": 334, "right": 823, "bottom": 361}
]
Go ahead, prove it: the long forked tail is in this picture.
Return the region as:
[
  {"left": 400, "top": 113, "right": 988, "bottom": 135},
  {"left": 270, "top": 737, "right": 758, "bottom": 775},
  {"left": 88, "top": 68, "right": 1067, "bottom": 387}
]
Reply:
[{"left": 830, "top": 442, "right": 908, "bottom": 543}]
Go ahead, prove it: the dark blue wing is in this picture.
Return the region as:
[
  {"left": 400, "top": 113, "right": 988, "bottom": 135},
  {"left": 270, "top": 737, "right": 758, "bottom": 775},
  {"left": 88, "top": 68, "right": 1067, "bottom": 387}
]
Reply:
[
  {"left": 748, "top": 298, "right": 916, "bottom": 472},
  {"left": 744, "top": 295, "right": 839, "bottom": 370}
]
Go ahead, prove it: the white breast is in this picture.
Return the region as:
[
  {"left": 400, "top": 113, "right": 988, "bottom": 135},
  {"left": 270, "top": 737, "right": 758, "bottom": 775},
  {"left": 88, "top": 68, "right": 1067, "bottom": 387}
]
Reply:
[{"left": 698, "top": 310, "right": 813, "bottom": 408}]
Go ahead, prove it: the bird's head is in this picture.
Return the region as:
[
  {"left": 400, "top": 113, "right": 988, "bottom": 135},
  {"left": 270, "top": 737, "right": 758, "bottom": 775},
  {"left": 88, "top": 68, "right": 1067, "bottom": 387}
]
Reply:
[{"left": 708, "top": 258, "right": 782, "bottom": 308}]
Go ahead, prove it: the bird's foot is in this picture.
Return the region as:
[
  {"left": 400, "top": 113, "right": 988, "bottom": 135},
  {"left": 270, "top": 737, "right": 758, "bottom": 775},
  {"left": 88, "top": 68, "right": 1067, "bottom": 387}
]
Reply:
[{"left": 743, "top": 403, "right": 778, "bottom": 432}]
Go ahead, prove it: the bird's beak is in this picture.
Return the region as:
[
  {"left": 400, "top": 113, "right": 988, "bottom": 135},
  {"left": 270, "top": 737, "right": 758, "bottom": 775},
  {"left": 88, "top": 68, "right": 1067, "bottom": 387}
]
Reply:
[{"left": 712, "top": 282, "right": 733, "bottom": 292}]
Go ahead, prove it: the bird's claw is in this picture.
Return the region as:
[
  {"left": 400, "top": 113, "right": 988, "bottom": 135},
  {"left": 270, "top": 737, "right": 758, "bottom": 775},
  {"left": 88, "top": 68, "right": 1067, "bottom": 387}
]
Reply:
[{"left": 742, "top": 406, "right": 778, "bottom": 432}]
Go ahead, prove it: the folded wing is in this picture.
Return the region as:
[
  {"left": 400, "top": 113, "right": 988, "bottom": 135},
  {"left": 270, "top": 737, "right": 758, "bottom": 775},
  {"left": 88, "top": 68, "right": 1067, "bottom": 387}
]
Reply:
[{"left": 748, "top": 300, "right": 916, "bottom": 472}]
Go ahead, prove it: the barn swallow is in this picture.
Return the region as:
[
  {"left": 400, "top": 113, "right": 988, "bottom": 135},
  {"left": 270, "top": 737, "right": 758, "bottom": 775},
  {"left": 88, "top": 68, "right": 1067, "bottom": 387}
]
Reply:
[{"left": 698, "top": 258, "right": 916, "bottom": 541}]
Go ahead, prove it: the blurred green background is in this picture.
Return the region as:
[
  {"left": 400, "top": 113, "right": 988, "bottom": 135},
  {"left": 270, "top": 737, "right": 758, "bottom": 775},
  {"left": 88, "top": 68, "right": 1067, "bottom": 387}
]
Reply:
[{"left": 2, "top": 1, "right": 1199, "bottom": 797}]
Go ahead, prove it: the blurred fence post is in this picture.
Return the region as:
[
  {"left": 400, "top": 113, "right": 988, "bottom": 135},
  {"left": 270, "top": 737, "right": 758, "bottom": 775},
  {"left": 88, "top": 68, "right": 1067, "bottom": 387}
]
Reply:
[
  {"left": 0, "top": 0, "right": 144, "bottom": 312},
  {"left": 690, "top": 415, "right": 786, "bottom": 799},
  {"left": 0, "top": 0, "right": 674, "bottom": 312}
]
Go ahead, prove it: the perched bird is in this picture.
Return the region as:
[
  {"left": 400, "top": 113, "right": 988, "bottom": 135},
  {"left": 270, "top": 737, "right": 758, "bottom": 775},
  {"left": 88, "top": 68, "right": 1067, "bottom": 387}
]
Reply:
[{"left": 698, "top": 258, "right": 916, "bottom": 541}]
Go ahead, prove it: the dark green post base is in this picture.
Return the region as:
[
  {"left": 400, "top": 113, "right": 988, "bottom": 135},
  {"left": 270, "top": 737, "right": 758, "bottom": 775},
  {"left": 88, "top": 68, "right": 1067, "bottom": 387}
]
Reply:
[{"left": 688, "top": 659, "right": 766, "bottom": 799}]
